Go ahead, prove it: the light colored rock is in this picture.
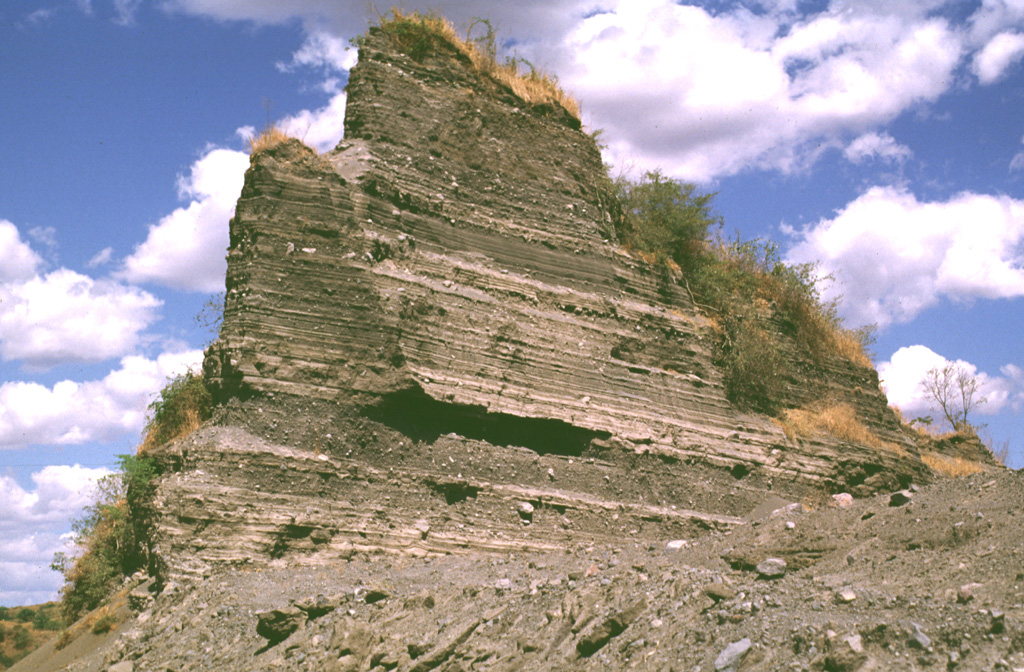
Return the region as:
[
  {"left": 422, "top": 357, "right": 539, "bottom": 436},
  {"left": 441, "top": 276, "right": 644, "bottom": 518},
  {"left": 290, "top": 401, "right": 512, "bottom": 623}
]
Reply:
[
  {"left": 715, "top": 637, "right": 752, "bottom": 671},
  {"left": 836, "top": 589, "right": 857, "bottom": 604},
  {"left": 756, "top": 558, "right": 787, "bottom": 580},
  {"left": 831, "top": 493, "right": 854, "bottom": 508},
  {"left": 958, "top": 582, "right": 984, "bottom": 603}
]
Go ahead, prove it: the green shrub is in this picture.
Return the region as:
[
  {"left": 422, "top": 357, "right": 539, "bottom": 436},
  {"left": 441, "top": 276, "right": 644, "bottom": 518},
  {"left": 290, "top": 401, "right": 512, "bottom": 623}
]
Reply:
[
  {"left": 12, "top": 625, "right": 31, "bottom": 651},
  {"left": 31, "top": 608, "right": 60, "bottom": 631},
  {"left": 615, "top": 171, "right": 721, "bottom": 269},
  {"left": 718, "top": 311, "right": 786, "bottom": 414},
  {"left": 611, "top": 173, "right": 872, "bottom": 412},
  {"left": 141, "top": 369, "right": 212, "bottom": 451},
  {"left": 91, "top": 612, "right": 118, "bottom": 635},
  {"left": 52, "top": 454, "right": 158, "bottom": 623},
  {"left": 14, "top": 608, "right": 32, "bottom": 623}
]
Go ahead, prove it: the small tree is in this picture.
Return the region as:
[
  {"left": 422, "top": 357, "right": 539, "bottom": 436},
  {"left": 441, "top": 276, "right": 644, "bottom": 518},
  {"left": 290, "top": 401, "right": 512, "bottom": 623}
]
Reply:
[
  {"left": 614, "top": 171, "right": 721, "bottom": 270},
  {"left": 922, "top": 363, "right": 985, "bottom": 432}
]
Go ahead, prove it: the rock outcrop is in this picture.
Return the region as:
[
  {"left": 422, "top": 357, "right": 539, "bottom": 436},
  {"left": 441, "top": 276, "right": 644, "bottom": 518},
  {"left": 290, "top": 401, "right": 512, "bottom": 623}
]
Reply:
[
  {"left": 149, "top": 23, "right": 930, "bottom": 582},
  {"left": 22, "top": 19, "right": 1018, "bottom": 672}
]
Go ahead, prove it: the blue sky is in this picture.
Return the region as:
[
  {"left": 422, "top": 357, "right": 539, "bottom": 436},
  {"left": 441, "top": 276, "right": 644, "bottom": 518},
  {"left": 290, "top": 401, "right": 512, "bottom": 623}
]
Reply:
[{"left": 1, "top": 0, "right": 1023, "bottom": 605}]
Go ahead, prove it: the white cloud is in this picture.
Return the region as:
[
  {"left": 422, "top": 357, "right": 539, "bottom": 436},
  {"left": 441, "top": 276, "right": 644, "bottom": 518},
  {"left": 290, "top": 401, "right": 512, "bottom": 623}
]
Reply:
[
  {"left": 277, "top": 92, "right": 348, "bottom": 153},
  {"left": 844, "top": 131, "right": 913, "bottom": 164},
  {"left": 281, "top": 29, "right": 357, "bottom": 74},
  {"left": 0, "top": 349, "right": 203, "bottom": 449},
  {"left": 0, "top": 220, "right": 43, "bottom": 282},
  {"left": 160, "top": 1, "right": 1024, "bottom": 182},
  {"left": 87, "top": 246, "right": 114, "bottom": 267},
  {"left": 785, "top": 186, "right": 1024, "bottom": 327},
  {"left": 0, "top": 464, "right": 111, "bottom": 605},
  {"left": 113, "top": 0, "right": 142, "bottom": 25},
  {"left": 968, "top": 0, "right": 1024, "bottom": 46},
  {"left": 118, "top": 147, "right": 249, "bottom": 292},
  {"left": 25, "top": 8, "right": 56, "bottom": 24},
  {"left": 878, "top": 345, "right": 1024, "bottom": 420},
  {"left": 0, "top": 269, "right": 161, "bottom": 369},
  {"left": 560, "top": 3, "right": 961, "bottom": 181},
  {"left": 973, "top": 30, "right": 1024, "bottom": 83},
  {"left": 0, "top": 465, "right": 109, "bottom": 530},
  {"left": 877, "top": 345, "right": 950, "bottom": 417}
]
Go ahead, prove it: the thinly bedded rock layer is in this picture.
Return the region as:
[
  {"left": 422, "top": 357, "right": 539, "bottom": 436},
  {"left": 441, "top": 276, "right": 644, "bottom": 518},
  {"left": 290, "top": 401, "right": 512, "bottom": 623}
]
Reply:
[{"left": 155, "top": 26, "right": 933, "bottom": 580}]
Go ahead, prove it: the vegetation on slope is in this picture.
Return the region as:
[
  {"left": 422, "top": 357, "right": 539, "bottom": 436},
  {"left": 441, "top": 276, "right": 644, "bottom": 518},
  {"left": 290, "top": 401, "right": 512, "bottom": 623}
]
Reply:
[
  {"left": 0, "top": 604, "right": 62, "bottom": 669},
  {"left": 373, "top": 8, "right": 581, "bottom": 120},
  {"left": 52, "top": 371, "right": 212, "bottom": 623},
  {"left": 614, "top": 171, "right": 874, "bottom": 414}
]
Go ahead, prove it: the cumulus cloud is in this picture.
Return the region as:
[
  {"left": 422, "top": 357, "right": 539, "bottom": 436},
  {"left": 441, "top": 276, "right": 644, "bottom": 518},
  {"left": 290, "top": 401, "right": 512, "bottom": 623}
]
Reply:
[
  {"left": 560, "top": 3, "right": 962, "bottom": 181},
  {"left": 878, "top": 345, "right": 1024, "bottom": 420},
  {"left": 0, "top": 465, "right": 110, "bottom": 530},
  {"left": 0, "top": 269, "right": 161, "bottom": 369},
  {"left": 785, "top": 186, "right": 1024, "bottom": 327},
  {"left": 844, "top": 132, "right": 913, "bottom": 164},
  {"left": 973, "top": 30, "right": 1024, "bottom": 83},
  {"left": 276, "top": 92, "right": 348, "bottom": 153},
  {"left": 0, "top": 464, "right": 110, "bottom": 605},
  {"left": 118, "top": 147, "right": 249, "bottom": 292},
  {"left": 160, "top": 1, "right": 1024, "bottom": 182},
  {"left": 280, "top": 29, "right": 357, "bottom": 74},
  {"left": 0, "top": 220, "right": 43, "bottom": 282},
  {"left": 0, "top": 349, "right": 203, "bottom": 449}
]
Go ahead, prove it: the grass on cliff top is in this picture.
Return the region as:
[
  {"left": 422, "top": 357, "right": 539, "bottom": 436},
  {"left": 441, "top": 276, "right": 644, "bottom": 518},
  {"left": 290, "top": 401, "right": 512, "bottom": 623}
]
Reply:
[
  {"left": 248, "top": 125, "right": 293, "bottom": 154},
  {"left": 375, "top": 8, "right": 581, "bottom": 120},
  {"left": 139, "top": 369, "right": 212, "bottom": 453}
]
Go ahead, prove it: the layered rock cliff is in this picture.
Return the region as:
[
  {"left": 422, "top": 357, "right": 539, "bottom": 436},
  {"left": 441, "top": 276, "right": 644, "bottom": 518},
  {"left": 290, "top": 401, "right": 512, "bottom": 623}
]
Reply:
[
  {"left": 23, "top": 19, "right": 1021, "bottom": 672},
  {"left": 148, "top": 24, "right": 931, "bottom": 582}
]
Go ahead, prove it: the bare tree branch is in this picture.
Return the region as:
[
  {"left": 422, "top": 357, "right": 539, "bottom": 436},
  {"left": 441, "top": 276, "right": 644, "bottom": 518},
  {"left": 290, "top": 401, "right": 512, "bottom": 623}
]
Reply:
[{"left": 921, "top": 363, "right": 985, "bottom": 432}]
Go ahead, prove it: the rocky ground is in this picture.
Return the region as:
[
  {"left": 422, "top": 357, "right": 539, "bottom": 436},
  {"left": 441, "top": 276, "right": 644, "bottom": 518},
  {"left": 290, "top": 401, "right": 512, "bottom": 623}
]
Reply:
[{"left": 18, "top": 466, "right": 1023, "bottom": 672}]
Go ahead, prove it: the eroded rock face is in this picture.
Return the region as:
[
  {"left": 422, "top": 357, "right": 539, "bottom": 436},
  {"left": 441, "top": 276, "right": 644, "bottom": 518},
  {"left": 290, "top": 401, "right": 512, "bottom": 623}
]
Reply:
[{"left": 151, "top": 25, "right": 931, "bottom": 582}]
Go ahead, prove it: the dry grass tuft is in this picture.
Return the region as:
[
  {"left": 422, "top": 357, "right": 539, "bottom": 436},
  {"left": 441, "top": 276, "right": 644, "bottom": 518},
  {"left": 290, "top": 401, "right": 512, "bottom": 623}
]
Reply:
[
  {"left": 921, "top": 451, "right": 985, "bottom": 477},
  {"left": 778, "top": 403, "right": 904, "bottom": 455},
  {"left": 247, "top": 125, "right": 294, "bottom": 155},
  {"left": 378, "top": 9, "right": 581, "bottom": 120},
  {"left": 830, "top": 329, "right": 873, "bottom": 368}
]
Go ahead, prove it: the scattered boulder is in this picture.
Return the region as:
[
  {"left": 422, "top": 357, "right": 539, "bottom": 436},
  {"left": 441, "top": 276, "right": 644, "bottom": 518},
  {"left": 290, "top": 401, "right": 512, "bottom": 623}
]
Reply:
[
  {"left": 295, "top": 593, "right": 341, "bottom": 620},
  {"left": 836, "top": 589, "right": 857, "bottom": 604},
  {"left": 714, "top": 637, "right": 752, "bottom": 671},
  {"left": 128, "top": 579, "right": 155, "bottom": 612},
  {"left": 831, "top": 493, "right": 854, "bottom": 509},
  {"left": 957, "top": 582, "right": 984, "bottom": 604},
  {"left": 889, "top": 490, "right": 914, "bottom": 507},
  {"left": 704, "top": 583, "right": 738, "bottom": 603},
  {"left": 756, "top": 558, "right": 787, "bottom": 580},
  {"left": 664, "top": 539, "right": 688, "bottom": 553},
  {"left": 824, "top": 633, "right": 868, "bottom": 672},
  {"left": 576, "top": 598, "right": 647, "bottom": 657},
  {"left": 329, "top": 617, "right": 377, "bottom": 668},
  {"left": 907, "top": 622, "right": 931, "bottom": 650},
  {"left": 256, "top": 606, "right": 305, "bottom": 643}
]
